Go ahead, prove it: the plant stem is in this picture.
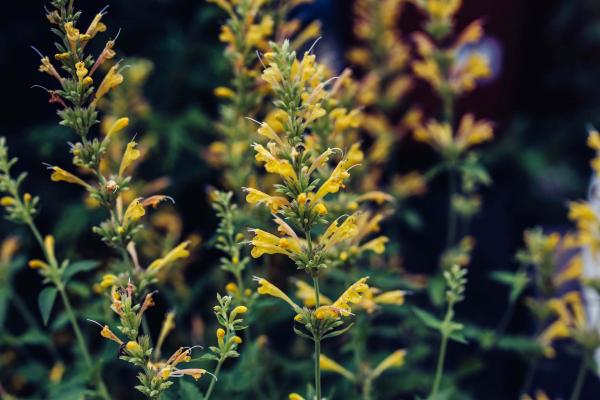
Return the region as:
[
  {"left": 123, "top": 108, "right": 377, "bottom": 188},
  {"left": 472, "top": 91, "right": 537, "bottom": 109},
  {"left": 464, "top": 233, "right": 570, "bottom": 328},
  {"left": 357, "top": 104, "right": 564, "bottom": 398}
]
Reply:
[
  {"left": 569, "top": 354, "right": 588, "bottom": 400},
  {"left": 445, "top": 169, "right": 457, "bottom": 249},
  {"left": 204, "top": 357, "right": 225, "bottom": 400},
  {"left": 362, "top": 376, "right": 373, "bottom": 400},
  {"left": 431, "top": 332, "right": 448, "bottom": 399},
  {"left": 58, "top": 285, "right": 111, "bottom": 400},
  {"left": 430, "top": 302, "right": 454, "bottom": 399},
  {"left": 312, "top": 274, "right": 322, "bottom": 400}
]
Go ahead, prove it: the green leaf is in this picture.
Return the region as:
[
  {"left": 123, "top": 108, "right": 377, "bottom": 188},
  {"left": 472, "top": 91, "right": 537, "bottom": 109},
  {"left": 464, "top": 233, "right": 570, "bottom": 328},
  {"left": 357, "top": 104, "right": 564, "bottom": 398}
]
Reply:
[
  {"left": 448, "top": 331, "right": 468, "bottom": 344},
  {"left": 38, "top": 287, "right": 58, "bottom": 326},
  {"left": 322, "top": 323, "right": 354, "bottom": 340},
  {"left": 179, "top": 379, "right": 204, "bottom": 400},
  {"left": 63, "top": 260, "right": 100, "bottom": 282},
  {"left": 0, "top": 287, "right": 9, "bottom": 328},
  {"left": 413, "top": 307, "right": 442, "bottom": 331}
]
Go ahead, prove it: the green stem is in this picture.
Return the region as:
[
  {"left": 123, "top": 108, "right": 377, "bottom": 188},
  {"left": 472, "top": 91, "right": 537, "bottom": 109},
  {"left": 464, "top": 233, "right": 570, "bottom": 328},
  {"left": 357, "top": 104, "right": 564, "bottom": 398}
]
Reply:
[
  {"left": 57, "top": 285, "right": 111, "bottom": 400},
  {"left": 204, "top": 357, "right": 225, "bottom": 400},
  {"left": 362, "top": 376, "right": 373, "bottom": 400},
  {"left": 431, "top": 333, "right": 449, "bottom": 399},
  {"left": 569, "top": 355, "right": 588, "bottom": 400},
  {"left": 430, "top": 303, "right": 454, "bottom": 399},
  {"left": 445, "top": 169, "right": 457, "bottom": 249},
  {"left": 312, "top": 274, "right": 322, "bottom": 400}
]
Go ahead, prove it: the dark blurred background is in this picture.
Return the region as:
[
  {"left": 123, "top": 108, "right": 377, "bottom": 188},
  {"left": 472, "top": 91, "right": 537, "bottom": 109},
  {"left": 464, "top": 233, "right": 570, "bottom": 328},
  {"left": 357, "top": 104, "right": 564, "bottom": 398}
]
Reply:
[{"left": 2, "top": 0, "right": 600, "bottom": 398}]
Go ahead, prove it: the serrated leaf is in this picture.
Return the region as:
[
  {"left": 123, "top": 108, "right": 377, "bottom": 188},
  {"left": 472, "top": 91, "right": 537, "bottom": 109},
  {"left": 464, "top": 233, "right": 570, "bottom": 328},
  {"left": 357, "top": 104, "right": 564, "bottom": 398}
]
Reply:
[
  {"left": 63, "top": 260, "right": 100, "bottom": 282},
  {"left": 38, "top": 287, "right": 58, "bottom": 326}
]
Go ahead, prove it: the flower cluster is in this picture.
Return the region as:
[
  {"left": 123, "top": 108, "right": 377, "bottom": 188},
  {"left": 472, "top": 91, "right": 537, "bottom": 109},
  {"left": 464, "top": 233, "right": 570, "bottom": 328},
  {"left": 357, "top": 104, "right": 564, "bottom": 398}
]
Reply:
[{"left": 93, "top": 284, "right": 208, "bottom": 399}]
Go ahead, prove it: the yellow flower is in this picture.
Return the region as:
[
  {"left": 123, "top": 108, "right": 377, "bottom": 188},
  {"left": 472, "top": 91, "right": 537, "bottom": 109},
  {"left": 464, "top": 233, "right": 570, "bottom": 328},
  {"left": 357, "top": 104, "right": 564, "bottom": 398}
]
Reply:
[
  {"left": 126, "top": 341, "right": 142, "bottom": 354},
  {"left": 254, "top": 277, "right": 300, "bottom": 311},
  {"left": 360, "top": 236, "right": 389, "bottom": 254},
  {"left": 156, "top": 312, "right": 176, "bottom": 355},
  {"left": 374, "top": 290, "right": 406, "bottom": 306},
  {"left": 554, "top": 256, "right": 583, "bottom": 287},
  {"left": 44, "top": 235, "right": 56, "bottom": 265},
  {"left": 214, "top": 86, "right": 235, "bottom": 98},
  {"left": 49, "top": 362, "right": 65, "bottom": 383},
  {"left": 147, "top": 241, "right": 191, "bottom": 272},
  {"left": 456, "top": 114, "right": 494, "bottom": 150},
  {"left": 587, "top": 129, "right": 600, "bottom": 151},
  {"left": 85, "top": 11, "right": 107, "bottom": 39},
  {"left": 106, "top": 117, "right": 129, "bottom": 140},
  {"left": 99, "top": 274, "right": 118, "bottom": 289},
  {"left": 244, "top": 187, "right": 289, "bottom": 212},
  {"left": 176, "top": 368, "right": 207, "bottom": 380},
  {"left": 94, "top": 64, "right": 124, "bottom": 103},
  {"left": 295, "top": 280, "right": 332, "bottom": 308},
  {"left": 319, "top": 354, "right": 355, "bottom": 381},
  {"left": 123, "top": 198, "right": 146, "bottom": 225},
  {"left": 320, "top": 215, "right": 359, "bottom": 251},
  {"left": 119, "top": 141, "right": 141, "bottom": 176},
  {"left": 246, "top": 16, "right": 274, "bottom": 49},
  {"left": 426, "top": 0, "right": 462, "bottom": 20},
  {"left": 28, "top": 259, "right": 49, "bottom": 270},
  {"left": 231, "top": 305, "right": 248, "bottom": 319},
  {"left": 289, "top": 394, "right": 305, "bottom": 400},
  {"left": 38, "top": 56, "right": 62, "bottom": 81},
  {"left": 372, "top": 349, "right": 407, "bottom": 377},
  {"left": 253, "top": 143, "right": 298, "bottom": 181},
  {"left": 314, "top": 151, "right": 361, "bottom": 201},
  {"left": 100, "top": 325, "right": 123, "bottom": 345},
  {"left": 249, "top": 228, "right": 302, "bottom": 258},
  {"left": 452, "top": 53, "right": 491, "bottom": 93},
  {"left": 357, "top": 191, "right": 394, "bottom": 205},
  {"left": 314, "top": 202, "right": 328, "bottom": 215},
  {"left": 413, "top": 59, "right": 443, "bottom": 91},
  {"left": 0, "top": 196, "right": 15, "bottom": 206},
  {"left": 315, "top": 277, "right": 369, "bottom": 319},
  {"left": 75, "top": 62, "right": 88, "bottom": 82},
  {"left": 48, "top": 166, "right": 91, "bottom": 188},
  {"left": 521, "top": 390, "right": 550, "bottom": 400}
]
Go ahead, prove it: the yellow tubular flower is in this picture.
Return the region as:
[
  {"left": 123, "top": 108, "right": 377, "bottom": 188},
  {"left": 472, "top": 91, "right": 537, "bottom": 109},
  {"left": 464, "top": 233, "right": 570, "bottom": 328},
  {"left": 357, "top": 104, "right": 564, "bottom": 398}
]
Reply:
[
  {"left": 176, "top": 369, "right": 208, "bottom": 380},
  {"left": 554, "top": 256, "right": 583, "bottom": 287},
  {"left": 126, "top": 341, "right": 142, "bottom": 354},
  {"left": 453, "top": 53, "right": 491, "bottom": 93},
  {"left": 289, "top": 394, "right": 305, "bottom": 400},
  {"left": 315, "top": 277, "right": 369, "bottom": 319},
  {"left": 214, "top": 86, "right": 235, "bottom": 98},
  {"left": 250, "top": 228, "right": 302, "bottom": 258},
  {"left": 28, "top": 259, "right": 49, "bottom": 270},
  {"left": 243, "top": 187, "right": 289, "bottom": 212},
  {"left": 100, "top": 325, "right": 124, "bottom": 345},
  {"left": 252, "top": 143, "right": 298, "bottom": 181},
  {"left": 456, "top": 114, "right": 494, "bottom": 150},
  {"left": 123, "top": 198, "right": 146, "bottom": 225},
  {"left": 372, "top": 349, "right": 407, "bottom": 377},
  {"left": 360, "top": 236, "right": 389, "bottom": 254},
  {"left": 85, "top": 12, "right": 107, "bottom": 39},
  {"left": 48, "top": 166, "right": 91, "bottom": 189},
  {"left": 374, "top": 290, "right": 406, "bottom": 306},
  {"left": 156, "top": 312, "right": 176, "bottom": 355},
  {"left": 94, "top": 64, "right": 124, "bottom": 103},
  {"left": 295, "top": 280, "right": 332, "bottom": 307},
  {"left": 0, "top": 196, "right": 15, "bottom": 206},
  {"left": 147, "top": 241, "right": 191, "bottom": 273},
  {"left": 254, "top": 277, "right": 301, "bottom": 311},
  {"left": 106, "top": 117, "right": 129, "bottom": 139},
  {"left": 538, "top": 320, "right": 570, "bottom": 358},
  {"left": 99, "top": 274, "right": 118, "bottom": 289},
  {"left": 75, "top": 62, "right": 88, "bottom": 82},
  {"left": 319, "top": 354, "right": 356, "bottom": 381},
  {"left": 321, "top": 216, "right": 359, "bottom": 251},
  {"left": 119, "top": 141, "right": 141, "bottom": 176},
  {"left": 44, "top": 235, "right": 56, "bottom": 265}
]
